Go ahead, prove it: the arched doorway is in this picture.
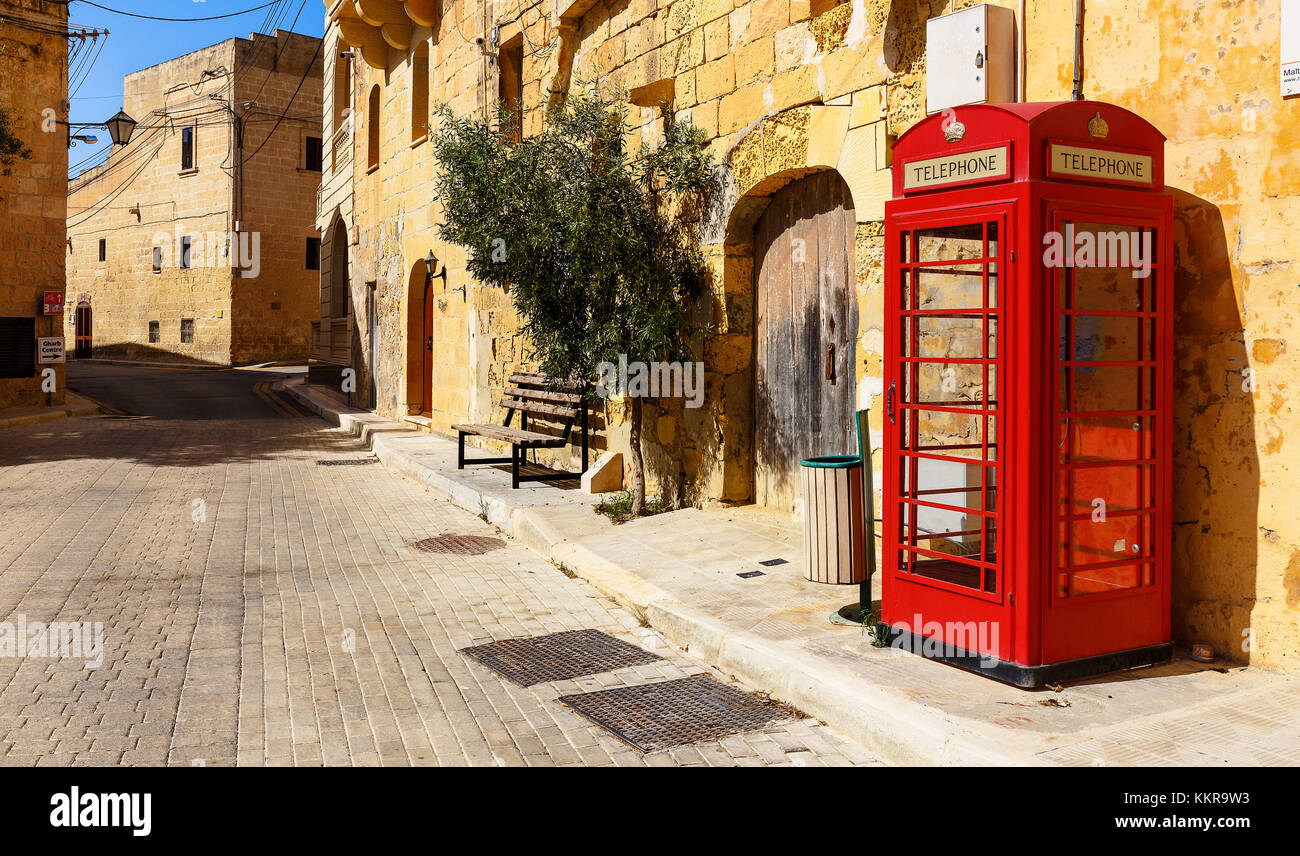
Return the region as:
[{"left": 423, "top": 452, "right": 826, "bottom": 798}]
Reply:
[
  {"left": 422, "top": 277, "right": 433, "bottom": 416},
  {"left": 405, "top": 262, "right": 433, "bottom": 416},
  {"left": 329, "top": 220, "right": 350, "bottom": 362},
  {"left": 74, "top": 302, "right": 92, "bottom": 359},
  {"left": 753, "top": 170, "right": 859, "bottom": 512}
]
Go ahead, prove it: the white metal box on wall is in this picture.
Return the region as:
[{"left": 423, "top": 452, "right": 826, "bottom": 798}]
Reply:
[{"left": 925, "top": 4, "right": 1017, "bottom": 114}]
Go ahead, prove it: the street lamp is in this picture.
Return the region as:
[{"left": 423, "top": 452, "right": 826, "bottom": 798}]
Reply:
[
  {"left": 424, "top": 249, "right": 447, "bottom": 286},
  {"left": 104, "top": 110, "right": 137, "bottom": 146},
  {"left": 65, "top": 110, "right": 137, "bottom": 148}
]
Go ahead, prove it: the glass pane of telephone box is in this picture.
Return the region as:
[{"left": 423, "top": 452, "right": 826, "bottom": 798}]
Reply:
[
  {"left": 915, "top": 224, "right": 985, "bottom": 262},
  {"left": 1056, "top": 221, "right": 1161, "bottom": 598}
]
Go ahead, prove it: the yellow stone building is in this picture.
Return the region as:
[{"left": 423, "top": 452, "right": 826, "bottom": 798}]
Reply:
[
  {"left": 318, "top": 0, "right": 1298, "bottom": 672},
  {"left": 0, "top": 0, "right": 69, "bottom": 408},
  {"left": 66, "top": 32, "right": 323, "bottom": 366}
]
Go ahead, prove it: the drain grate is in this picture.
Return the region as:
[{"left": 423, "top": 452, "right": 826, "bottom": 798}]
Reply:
[
  {"left": 460, "top": 629, "right": 663, "bottom": 687},
  {"left": 413, "top": 534, "right": 506, "bottom": 555},
  {"left": 558, "top": 674, "right": 798, "bottom": 752},
  {"left": 316, "top": 458, "right": 379, "bottom": 466}
]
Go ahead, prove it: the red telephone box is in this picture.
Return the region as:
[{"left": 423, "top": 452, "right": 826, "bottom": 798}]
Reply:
[{"left": 881, "top": 101, "right": 1173, "bottom": 686}]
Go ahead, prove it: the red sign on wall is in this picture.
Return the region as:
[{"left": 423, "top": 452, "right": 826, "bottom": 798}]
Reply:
[{"left": 43, "top": 291, "right": 65, "bottom": 316}]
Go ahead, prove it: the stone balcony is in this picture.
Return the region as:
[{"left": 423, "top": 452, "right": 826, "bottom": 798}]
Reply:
[{"left": 327, "top": 0, "right": 441, "bottom": 68}]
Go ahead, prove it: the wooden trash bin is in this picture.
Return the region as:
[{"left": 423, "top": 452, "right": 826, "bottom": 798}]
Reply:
[{"left": 801, "top": 455, "right": 868, "bottom": 585}]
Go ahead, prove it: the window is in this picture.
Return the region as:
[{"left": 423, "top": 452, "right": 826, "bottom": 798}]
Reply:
[
  {"left": 307, "top": 236, "right": 321, "bottom": 270},
  {"left": 179, "top": 236, "right": 192, "bottom": 269},
  {"left": 0, "top": 317, "right": 36, "bottom": 379},
  {"left": 367, "top": 85, "right": 380, "bottom": 170},
  {"left": 148, "top": 321, "right": 159, "bottom": 343},
  {"left": 412, "top": 42, "right": 429, "bottom": 143},
  {"left": 98, "top": 238, "right": 106, "bottom": 261},
  {"left": 305, "top": 135, "right": 323, "bottom": 172},
  {"left": 152, "top": 246, "right": 162, "bottom": 273},
  {"left": 181, "top": 126, "right": 195, "bottom": 170},
  {"left": 180, "top": 319, "right": 194, "bottom": 344},
  {"left": 333, "top": 51, "right": 353, "bottom": 134},
  {"left": 499, "top": 35, "right": 524, "bottom": 139}
]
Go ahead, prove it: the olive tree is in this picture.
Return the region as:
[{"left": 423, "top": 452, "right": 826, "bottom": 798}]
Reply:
[
  {"left": 0, "top": 106, "right": 32, "bottom": 176},
  {"left": 431, "top": 85, "right": 715, "bottom": 515}
]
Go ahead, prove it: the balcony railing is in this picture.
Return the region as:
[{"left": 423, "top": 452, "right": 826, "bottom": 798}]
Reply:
[{"left": 330, "top": 121, "right": 352, "bottom": 175}]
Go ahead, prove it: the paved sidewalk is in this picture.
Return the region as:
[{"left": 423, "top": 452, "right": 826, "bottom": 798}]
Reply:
[
  {"left": 284, "top": 378, "right": 1300, "bottom": 766},
  {"left": 0, "top": 392, "right": 100, "bottom": 431}
]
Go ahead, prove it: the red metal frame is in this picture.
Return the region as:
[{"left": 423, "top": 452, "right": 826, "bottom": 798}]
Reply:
[{"left": 882, "top": 102, "right": 1173, "bottom": 681}]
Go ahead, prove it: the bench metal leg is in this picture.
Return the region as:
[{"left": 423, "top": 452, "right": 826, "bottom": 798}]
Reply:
[
  {"left": 512, "top": 445, "right": 520, "bottom": 489},
  {"left": 580, "top": 403, "right": 589, "bottom": 474},
  {"left": 458, "top": 432, "right": 465, "bottom": 469}
]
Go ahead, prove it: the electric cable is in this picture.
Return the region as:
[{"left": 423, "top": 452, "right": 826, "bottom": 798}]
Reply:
[
  {"left": 72, "top": 1, "right": 281, "bottom": 23},
  {"left": 240, "top": 34, "right": 321, "bottom": 164}
]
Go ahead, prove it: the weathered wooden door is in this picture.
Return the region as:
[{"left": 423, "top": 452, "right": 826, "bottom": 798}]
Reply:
[
  {"left": 74, "top": 305, "right": 92, "bottom": 359},
  {"left": 754, "top": 171, "right": 858, "bottom": 512},
  {"left": 421, "top": 280, "right": 433, "bottom": 416}
]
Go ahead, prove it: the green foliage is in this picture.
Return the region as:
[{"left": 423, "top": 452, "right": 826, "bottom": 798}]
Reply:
[
  {"left": 0, "top": 106, "right": 33, "bottom": 176},
  {"left": 857, "top": 606, "right": 890, "bottom": 647},
  {"left": 594, "top": 489, "right": 668, "bottom": 523},
  {"left": 431, "top": 83, "right": 717, "bottom": 516}
]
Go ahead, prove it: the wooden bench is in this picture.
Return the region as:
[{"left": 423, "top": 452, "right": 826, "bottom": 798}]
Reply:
[{"left": 452, "top": 372, "right": 590, "bottom": 489}]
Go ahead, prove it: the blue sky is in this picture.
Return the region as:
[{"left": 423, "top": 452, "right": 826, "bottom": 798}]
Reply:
[{"left": 67, "top": 0, "right": 324, "bottom": 175}]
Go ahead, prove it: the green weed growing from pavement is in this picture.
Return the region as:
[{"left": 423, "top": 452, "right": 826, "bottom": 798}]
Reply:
[{"left": 595, "top": 489, "right": 668, "bottom": 524}]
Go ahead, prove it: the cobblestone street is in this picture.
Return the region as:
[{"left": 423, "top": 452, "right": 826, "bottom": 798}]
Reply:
[{"left": 0, "top": 400, "right": 878, "bottom": 766}]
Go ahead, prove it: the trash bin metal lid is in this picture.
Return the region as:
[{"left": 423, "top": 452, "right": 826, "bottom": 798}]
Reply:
[{"left": 799, "top": 455, "right": 862, "bottom": 469}]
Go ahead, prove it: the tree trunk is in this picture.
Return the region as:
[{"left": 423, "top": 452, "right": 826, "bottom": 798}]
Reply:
[{"left": 629, "top": 396, "right": 646, "bottom": 515}]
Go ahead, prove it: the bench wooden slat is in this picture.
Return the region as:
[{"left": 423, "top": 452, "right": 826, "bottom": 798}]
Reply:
[
  {"left": 509, "top": 371, "right": 582, "bottom": 391},
  {"left": 503, "top": 400, "right": 577, "bottom": 420},
  {"left": 502, "top": 386, "right": 583, "bottom": 405},
  {"left": 452, "top": 423, "right": 567, "bottom": 447}
]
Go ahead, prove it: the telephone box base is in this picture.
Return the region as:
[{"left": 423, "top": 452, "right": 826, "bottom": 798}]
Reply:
[{"left": 877, "top": 624, "right": 1173, "bottom": 688}]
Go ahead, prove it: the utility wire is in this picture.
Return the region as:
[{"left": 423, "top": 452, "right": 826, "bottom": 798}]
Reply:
[
  {"left": 72, "top": 0, "right": 281, "bottom": 22},
  {"left": 241, "top": 34, "right": 321, "bottom": 164},
  {"left": 68, "top": 134, "right": 167, "bottom": 227}
]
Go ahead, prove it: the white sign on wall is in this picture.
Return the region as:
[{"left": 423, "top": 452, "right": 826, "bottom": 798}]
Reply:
[
  {"left": 38, "top": 338, "right": 66, "bottom": 364},
  {"left": 1284, "top": 0, "right": 1300, "bottom": 95}
]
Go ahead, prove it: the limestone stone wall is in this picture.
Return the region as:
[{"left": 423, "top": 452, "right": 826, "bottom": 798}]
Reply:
[
  {"left": 1025, "top": 0, "right": 1300, "bottom": 670},
  {"left": 233, "top": 32, "right": 325, "bottom": 364},
  {"left": 0, "top": 0, "right": 68, "bottom": 407},
  {"left": 66, "top": 32, "right": 321, "bottom": 366}
]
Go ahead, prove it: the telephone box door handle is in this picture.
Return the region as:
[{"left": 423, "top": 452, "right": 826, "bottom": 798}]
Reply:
[{"left": 887, "top": 380, "right": 896, "bottom": 424}]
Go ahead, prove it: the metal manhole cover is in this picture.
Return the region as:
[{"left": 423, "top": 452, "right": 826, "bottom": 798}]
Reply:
[
  {"left": 460, "top": 629, "right": 663, "bottom": 687},
  {"left": 413, "top": 534, "right": 506, "bottom": 555},
  {"left": 558, "top": 675, "right": 798, "bottom": 752},
  {"left": 316, "top": 458, "right": 379, "bottom": 466}
]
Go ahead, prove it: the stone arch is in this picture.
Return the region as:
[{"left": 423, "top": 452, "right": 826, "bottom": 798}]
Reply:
[
  {"left": 405, "top": 259, "right": 430, "bottom": 415},
  {"left": 321, "top": 213, "right": 351, "bottom": 364},
  {"left": 703, "top": 103, "right": 885, "bottom": 508}
]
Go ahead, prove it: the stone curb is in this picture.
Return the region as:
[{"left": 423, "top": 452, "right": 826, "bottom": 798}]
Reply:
[
  {"left": 0, "top": 395, "right": 101, "bottom": 431},
  {"left": 279, "top": 378, "right": 1045, "bottom": 766}
]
